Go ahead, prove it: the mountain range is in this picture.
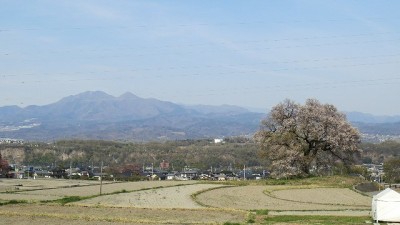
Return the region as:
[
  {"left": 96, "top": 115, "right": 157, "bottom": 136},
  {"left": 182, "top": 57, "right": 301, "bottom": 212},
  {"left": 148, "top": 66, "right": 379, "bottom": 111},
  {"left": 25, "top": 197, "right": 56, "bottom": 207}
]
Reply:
[
  {"left": 0, "top": 91, "right": 263, "bottom": 141},
  {"left": 0, "top": 91, "right": 399, "bottom": 141}
]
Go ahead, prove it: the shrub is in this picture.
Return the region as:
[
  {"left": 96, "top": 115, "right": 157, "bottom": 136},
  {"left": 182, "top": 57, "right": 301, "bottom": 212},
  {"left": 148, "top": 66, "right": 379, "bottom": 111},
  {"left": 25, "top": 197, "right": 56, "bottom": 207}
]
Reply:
[
  {"left": 57, "top": 196, "right": 84, "bottom": 205},
  {"left": 0, "top": 200, "right": 27, "bottom": 206},
  {"left": 255, "top": 209, "right": 269, "bottom": 215},
  {"left": 223, "top": 222, "right": 241, "bottom": 225}
]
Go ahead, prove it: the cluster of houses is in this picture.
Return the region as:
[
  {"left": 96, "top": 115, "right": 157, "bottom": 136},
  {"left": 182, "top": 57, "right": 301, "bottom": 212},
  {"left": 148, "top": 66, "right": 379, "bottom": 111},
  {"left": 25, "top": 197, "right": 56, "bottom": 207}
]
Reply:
[
  {"left": 2, "top": 159, "right": 388, "bottom": 182},
  {"left": 143, "top": 166, "right": 268, "bottom": 181},
  {"left": 2, "top": 159, "right": 269, "bottom": 181},
  {"left": 127, "top": 161, "right": 269, "bottom": 181},
  {"left": 4, "top": 165, "right": 66, "bottom": 179},
  {"left": 0, "top": 149, "right": 391, "bottom": 183},
  {"left": 0, "top": 138, "right": 23, "bottom": 144},
  {"left": 363, "top": 163, "right": 385, "bottom": 183},
  {"left": 4, "top": 164, "right": 110, "bottom": 180},
  {"left": 0, "top": 162, "right": 394, "bottom": 186}
]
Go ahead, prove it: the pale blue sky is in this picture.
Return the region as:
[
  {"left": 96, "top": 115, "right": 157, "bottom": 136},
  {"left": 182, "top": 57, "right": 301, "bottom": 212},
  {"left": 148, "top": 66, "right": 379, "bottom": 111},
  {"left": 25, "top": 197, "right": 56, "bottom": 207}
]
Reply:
[{"left": 1, "top": 1, "right": 400, "bottom": 115}]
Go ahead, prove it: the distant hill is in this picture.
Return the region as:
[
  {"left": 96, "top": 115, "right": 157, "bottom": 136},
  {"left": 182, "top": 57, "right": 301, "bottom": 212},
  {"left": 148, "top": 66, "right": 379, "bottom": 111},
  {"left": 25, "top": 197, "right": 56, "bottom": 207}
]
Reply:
[
  {"left": 352, "top": 121, "right": 400, "bottom": 135},
  {"left": 346, "top": 112, "right": 400, "bottom": 136},
  {"left": 1, "top": 91, "right": 399, "bottom": 141},
  {"left": 346, "top": 111, "right": 400, "bottom": 123},
  {"left": 0, "top": 91, "right": 185, "bottom": 123},
  {"left": 0, "top": 91, "right": 264, "bottom": 141}
]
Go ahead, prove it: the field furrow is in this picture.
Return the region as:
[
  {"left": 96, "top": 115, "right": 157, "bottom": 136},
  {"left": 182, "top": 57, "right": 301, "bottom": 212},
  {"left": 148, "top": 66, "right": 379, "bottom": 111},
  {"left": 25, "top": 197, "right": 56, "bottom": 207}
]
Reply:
[
  {"left": 195, "top": 186, "right": 371, "bottom": 211},
  {"left": 73, "top": 184, "right": 223, "bottom": 208}
]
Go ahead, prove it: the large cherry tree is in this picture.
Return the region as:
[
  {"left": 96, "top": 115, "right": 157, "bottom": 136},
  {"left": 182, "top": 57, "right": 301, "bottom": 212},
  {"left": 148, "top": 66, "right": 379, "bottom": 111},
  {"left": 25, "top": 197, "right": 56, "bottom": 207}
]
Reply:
[{"left": 255, "top": 99, "right": 361, "bottom": 178}]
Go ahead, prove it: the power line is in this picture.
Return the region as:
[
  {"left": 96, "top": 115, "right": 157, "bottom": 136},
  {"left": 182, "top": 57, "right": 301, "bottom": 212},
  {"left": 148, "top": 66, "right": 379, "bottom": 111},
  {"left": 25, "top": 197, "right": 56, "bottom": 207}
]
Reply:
[
  {"left": 1, "top": 76, "right": 399, "bottom": 108},
  {"left": 2, "top": 56, "right": 400, "bottom": 80},
  {"left": 1, "top": 76, "right": 399, "bottom": 106},
  {"left": 1, "top": 31, "right": 397, "bottom": 54},
  {"left": 163, "top": 77, "right": 400, "bottom": 98},
  {"left": 2, "top": 36, "right": 400, "bottom": 59},
  {"left": 0, "top": 16, "right": 397, "bottom": 32},
  {"left": 7, "top": 52, "right": 400, "bottom": 77}
]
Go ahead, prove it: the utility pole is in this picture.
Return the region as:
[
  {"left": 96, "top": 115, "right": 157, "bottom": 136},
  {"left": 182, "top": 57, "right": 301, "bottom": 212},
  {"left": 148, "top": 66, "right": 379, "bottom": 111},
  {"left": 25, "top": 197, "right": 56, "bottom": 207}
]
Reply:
[
  {"left": 69, "top": 161, "right": 72, "bottom": 180},
  {"left": 243, "top": 165, "right": 246, "bottom": 180},
  {"left": 100, "top": 161, "right": 103, "bottom": 195}
]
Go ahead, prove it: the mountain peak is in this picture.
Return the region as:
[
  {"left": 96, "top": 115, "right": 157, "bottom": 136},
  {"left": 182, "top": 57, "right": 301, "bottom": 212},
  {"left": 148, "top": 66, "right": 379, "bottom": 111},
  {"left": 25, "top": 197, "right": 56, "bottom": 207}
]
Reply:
[
  {"left": 118, "top": 92, "right": 140, "bottom": 100},
  {"left": 185, "top": 104, "right": 249, "bottom": 115},
  {"left": 75, "top": 91, "right": 113, "bottom": 99},
  {"left": 346, "top": 111, "right": 400, "bottom": 123},
  {"left": 59, "top": 91, "right": 114, "bottom": 103}
]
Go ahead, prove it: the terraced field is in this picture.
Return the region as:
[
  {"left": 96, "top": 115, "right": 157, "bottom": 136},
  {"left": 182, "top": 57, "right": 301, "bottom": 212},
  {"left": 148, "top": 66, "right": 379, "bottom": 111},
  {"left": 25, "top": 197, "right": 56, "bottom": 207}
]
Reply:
[
  {"left": 0, "top": 177, "right": 375, "bottom": 224},
  {"left": 195, "top": 185, "right": 371, "bottom": 211},
  {"left": 73, "top": 183, "right": 222, "bottom": 208}
]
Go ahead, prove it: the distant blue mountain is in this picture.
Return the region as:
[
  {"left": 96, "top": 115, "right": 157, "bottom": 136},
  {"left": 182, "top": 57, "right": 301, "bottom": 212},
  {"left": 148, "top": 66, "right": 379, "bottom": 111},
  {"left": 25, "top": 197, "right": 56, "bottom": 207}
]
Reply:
[
  {"left": 0, "top": 91, "right": 399, "bottom": 141},
  {"left": 0, "top": 91, "right": 264, "bottom": 141},
  {"left": 345, "top": 111, "right": 400, "bottom": 124}
]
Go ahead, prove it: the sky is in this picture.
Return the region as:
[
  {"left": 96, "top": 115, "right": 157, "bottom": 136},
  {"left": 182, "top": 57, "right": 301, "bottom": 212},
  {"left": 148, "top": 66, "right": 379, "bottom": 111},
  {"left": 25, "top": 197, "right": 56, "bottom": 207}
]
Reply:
[{"left": 1, "top": 1, "right": 400, "bottom": 115}]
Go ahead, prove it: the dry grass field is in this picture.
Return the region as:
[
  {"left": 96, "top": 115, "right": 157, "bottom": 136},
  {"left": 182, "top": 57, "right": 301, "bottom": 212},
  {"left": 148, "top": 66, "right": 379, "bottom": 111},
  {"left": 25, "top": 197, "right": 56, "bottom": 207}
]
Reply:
[
  {"left": 195, "top": 185, "right": 371, "bottom": 211},
  {"left": 0, "top": 178, "right": 105, "bottom": 192},
  {"left": 0, "top": 204, "right": 247, "bottom": 225},
  {"left": 0, "top": 177, "right": 377, "bottom": 224},
  {"left": 270, "top": 187, "right": 371, "bottom": 206},
  {"left": 73, "top": 183, "right": 223, "bottom": 208},
  {"left": 0, "top": 179, "right": 196, "bottom": 201}
]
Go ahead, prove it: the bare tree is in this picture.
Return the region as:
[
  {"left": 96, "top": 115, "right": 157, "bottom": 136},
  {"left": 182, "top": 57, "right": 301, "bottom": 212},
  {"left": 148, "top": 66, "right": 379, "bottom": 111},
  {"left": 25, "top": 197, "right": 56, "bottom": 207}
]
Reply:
[
  {"left": 255, "top": 99, "right": 361, "bottom": 178},
  {"left": 0, "top": 152, "right": 10, "bottom": 177},
  {"left": 383, "top": 157, "right": 400, "bottom": 183}
]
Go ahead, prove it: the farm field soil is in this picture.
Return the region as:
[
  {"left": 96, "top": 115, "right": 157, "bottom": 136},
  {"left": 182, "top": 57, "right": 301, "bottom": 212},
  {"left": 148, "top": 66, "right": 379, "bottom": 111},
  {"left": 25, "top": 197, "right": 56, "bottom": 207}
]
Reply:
[
  {"left": 0, "top": 204, "right": 247, "bottom": 225},
  {"left": 195, "top": 186, "right": 371, "bottom": 211},
  {"left": 0, "top": 178, "right": 376, "bottom": 224},
  {"left": 0, "top": 193, "right": 60, "bottom": 201},
  {"left": 0, "top": 180, "right": 196, "bottom": 201},
  {"left": 73, "top": 183, "right": 223, "bottom": 208},
  {"left": 271, "top": 187, "right": 371, "bottom": 206},
  {"left": 0, "top": 178, "right": 106, "bottom": 192}
]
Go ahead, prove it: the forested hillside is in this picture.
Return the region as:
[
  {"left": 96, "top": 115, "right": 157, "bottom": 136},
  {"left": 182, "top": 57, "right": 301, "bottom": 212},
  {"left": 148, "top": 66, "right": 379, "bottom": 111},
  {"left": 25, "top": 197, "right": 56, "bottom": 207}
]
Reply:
[
  {"left": 361, "top": 140, "right": 400, "bottom": 164},
  {"left": 0, "top": 139, "right": 265, "bottom": 171},
  {"left": 1, "top": 138, "right": 399, "bottom": 172}
]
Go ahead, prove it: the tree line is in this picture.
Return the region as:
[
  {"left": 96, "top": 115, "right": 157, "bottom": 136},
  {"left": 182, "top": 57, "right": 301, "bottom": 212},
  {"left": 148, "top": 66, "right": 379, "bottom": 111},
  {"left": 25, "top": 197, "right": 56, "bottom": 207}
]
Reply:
[
  {"left": 0, "top": 138, "right": 265, "bottom": 172},
  {"left": 1, "top": 98, "right": 399, "bottom": 180},
  {"left": 0, "top": 135, "right": 399, "bottom": 180}
]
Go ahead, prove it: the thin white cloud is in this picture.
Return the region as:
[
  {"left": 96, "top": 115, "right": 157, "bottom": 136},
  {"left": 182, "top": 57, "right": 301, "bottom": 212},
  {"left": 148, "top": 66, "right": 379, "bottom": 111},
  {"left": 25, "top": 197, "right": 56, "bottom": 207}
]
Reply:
[{"left": 64, "top": 1, "right": 126, "bottom": 21}]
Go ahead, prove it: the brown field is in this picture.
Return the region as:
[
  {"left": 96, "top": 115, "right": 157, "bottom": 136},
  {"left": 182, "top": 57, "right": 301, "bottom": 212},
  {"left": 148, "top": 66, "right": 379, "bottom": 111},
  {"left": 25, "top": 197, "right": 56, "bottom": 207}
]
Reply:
[
  {"left": 195, "top": 185, "right": 371, "bottom": 211},
  {"left": 271, "top": 187, "right": 371, "bottom": 206},
  {"left": 0, "top": 178, "right": 105, "bottom": 192},
  {"left": 73, "top": 183, "right": 223, "bottom": 208},
  {"left": 0, "top": 204, "right": 247, "bottom": 225},
  {"left": 30, "top": 180, "right": 196, "bottom": 197},
  {"left": 0, "top": 178, "right": 375, "bottom": 224},
  {"left": 0, "top": 193, "right": 60, "bottom": 201},
  {"left": 0, "top": 179, "right": 196, "bottom": 201}
]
